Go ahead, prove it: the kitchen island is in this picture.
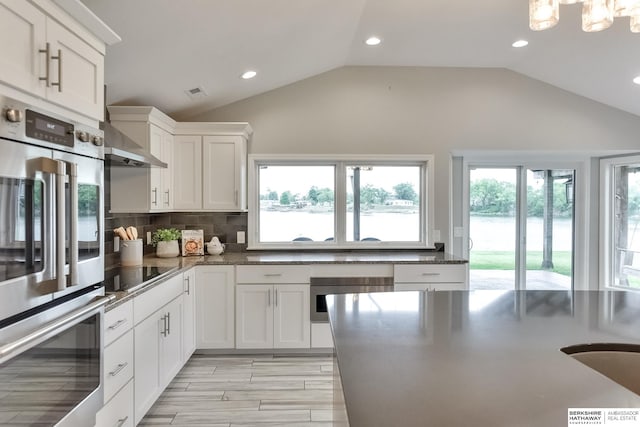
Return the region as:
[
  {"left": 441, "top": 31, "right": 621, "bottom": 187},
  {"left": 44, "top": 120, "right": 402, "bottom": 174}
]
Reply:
[{"left": 327, "top": 290, "right": 640, "bottom": 427}]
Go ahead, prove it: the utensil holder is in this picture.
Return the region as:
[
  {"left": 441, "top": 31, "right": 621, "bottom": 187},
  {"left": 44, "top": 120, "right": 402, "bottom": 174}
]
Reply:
[{"left": 120, "top": 239, "right": 143, "bottom": 266}]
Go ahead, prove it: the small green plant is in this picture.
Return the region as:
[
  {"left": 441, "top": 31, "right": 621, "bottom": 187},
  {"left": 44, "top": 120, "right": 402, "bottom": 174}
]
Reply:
[{"left": 151, "top": 228, "right": 181, "bottom": 247}]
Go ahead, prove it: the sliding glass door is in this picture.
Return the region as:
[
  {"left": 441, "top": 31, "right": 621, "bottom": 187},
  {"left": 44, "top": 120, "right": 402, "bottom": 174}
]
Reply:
[{"left": 468, "top": 166, "right": 574, "bottom": 290}]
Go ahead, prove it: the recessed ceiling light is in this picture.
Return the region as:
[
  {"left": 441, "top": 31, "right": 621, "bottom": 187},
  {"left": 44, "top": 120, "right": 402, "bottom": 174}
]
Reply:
[
  {"left": 241, "top": 70, "right": 257, "bottom": 80},
  {"left": 634, "top": 76, "right": 640, "bottom": 85},
  {"left": 512, "top": 40, "right": 529, "bottom": 48},
  {"left": 365, "top": 36, "right": 381, "bottom": 46}
]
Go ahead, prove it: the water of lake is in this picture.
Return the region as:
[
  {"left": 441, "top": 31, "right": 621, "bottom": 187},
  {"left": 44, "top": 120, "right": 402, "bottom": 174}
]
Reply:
[{"left": 260, "top": 210, "right": 573, "bottom": 250}]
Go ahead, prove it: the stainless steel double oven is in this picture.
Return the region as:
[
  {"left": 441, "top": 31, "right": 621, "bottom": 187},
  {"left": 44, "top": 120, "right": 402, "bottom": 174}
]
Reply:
[{"left": 0, "top": 95, "right": 109, "bottom": 426}]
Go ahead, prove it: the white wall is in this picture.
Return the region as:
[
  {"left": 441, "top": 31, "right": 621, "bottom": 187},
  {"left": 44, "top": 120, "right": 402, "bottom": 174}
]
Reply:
[{"left": 188, "top": 66, "right": 640, "bottom": 256}]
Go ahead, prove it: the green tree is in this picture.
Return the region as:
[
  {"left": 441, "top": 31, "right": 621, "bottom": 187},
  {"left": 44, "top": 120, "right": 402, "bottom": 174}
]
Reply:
[
  {"left": 393, "top": 182, "right": 417, "bottom": 201},
  {"left": 361, "top": 185, "right": 390, "bottom": 206},
  {"left": 308, "top": 186, "right": 319, "bottom": 204},
  {"left": 469, "top": 179, "right": 516, "bottom": 215},
  {"left": 317, "top": 188, "right": 334, "bottom": 205},
  {"left": 268, "top": 190, "right": 278, "bottom": 201},
  {"left": 280, "top": 191, "right": 292, "bottom": 205}
]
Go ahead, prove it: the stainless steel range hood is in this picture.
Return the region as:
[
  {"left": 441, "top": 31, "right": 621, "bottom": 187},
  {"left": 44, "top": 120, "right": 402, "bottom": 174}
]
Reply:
[{"left": 103, "top": 122, "right": 167, "bottom": 168}]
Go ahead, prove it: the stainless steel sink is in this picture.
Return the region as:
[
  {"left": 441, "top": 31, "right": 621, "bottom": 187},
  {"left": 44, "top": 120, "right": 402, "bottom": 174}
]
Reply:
[{"left": 562, "top": 344, "right": 640, "bottom": 396}]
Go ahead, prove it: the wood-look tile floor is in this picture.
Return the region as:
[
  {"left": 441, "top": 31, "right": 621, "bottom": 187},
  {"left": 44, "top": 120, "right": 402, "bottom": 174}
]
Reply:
[{"left": 139, "top": 354, "right": 339, "bottom": 427}]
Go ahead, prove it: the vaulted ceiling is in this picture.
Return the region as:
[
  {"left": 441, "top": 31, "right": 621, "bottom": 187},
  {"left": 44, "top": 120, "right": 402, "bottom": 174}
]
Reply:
[{"left": 83, "top": 0, "right": 640, "bottom": 120}]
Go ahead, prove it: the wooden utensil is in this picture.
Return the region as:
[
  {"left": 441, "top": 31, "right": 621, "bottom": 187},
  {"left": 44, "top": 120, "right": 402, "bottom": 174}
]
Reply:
[
  {"left": 127, "top": 226, "right": 138, "bottom": 240},
  {"left": 113, "top": 226, "right": 128, "bottom": 240}
]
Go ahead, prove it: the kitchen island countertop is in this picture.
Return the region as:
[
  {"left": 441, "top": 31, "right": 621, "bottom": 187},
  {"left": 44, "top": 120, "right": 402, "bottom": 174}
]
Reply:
[{"left": 327, "top": 290, "right": 640, "bottom": 427}]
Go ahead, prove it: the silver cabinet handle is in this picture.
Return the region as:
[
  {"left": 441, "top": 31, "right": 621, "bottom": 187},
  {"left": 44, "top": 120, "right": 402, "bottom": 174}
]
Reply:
[
  {"left": 264, "top": 273, "right": 282, "bottom": 277},
  {"left": 108, "top": 319, "right": 127, "bottom": 330},
  {"left": 152, "top": 188, "right": 158, "bottom": 206},
  {"left": 160, "top": 314, "right": 167, "bottom": 337},
  {"left": 164, "top": 190, "right": 170, "bottom": 206},
  {"left": 184, "top": 276, "right": 190, "bottom": 295},
  {"left": 116, "top": 416, "right": 129, "bottom": 427},
  {"left": 268, "top": 288, "right": 271, "bottom": 307},
  {"left": 421, "top": 272, "right": 441, "bottom": 276},
  {"left": 167, "top": 311, "right": 171, "bottom": 335},
  {"left": 109, "top": 362, "right": 128, "bottom": 377},
  {"left": 39, "top": 43, "right": 50, "bottom": 86},
  {"left": 275, "top": 288, "right": 278, "bottom": 306},
  {"left": 51, "top": 49, "right": 62, "bottom": 92}
]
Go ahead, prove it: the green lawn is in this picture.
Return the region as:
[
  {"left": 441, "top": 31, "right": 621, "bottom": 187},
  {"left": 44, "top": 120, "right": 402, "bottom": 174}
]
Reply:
[{"left": 470, "top": 251, "right": 572, "bottom": 276}]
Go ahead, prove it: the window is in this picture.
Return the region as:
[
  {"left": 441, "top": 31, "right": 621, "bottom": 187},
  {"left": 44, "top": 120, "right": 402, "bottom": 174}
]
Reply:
[
  {"left": 601, "top": 155, "right": 640, "bottom": 290},
  {"left": 248, "top": 155, "right": 433, "bottom": 249}
]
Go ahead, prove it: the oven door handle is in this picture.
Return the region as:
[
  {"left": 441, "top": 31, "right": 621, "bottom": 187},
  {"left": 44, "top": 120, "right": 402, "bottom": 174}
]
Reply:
[
  {"left": 0, "top": 295, "right": 114, "bottom": 365},
  {"left": 32, "top": 157, "right": 67, "bottom": 291},
  {"left": 66, "top": 161, "right": 78, "bottom": 287}
]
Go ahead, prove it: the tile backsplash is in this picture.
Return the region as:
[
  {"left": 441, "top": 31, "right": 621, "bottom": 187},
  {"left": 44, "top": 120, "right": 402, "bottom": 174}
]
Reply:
[{"left": 105, "top": 211, "right": 247, "bottom": 268}]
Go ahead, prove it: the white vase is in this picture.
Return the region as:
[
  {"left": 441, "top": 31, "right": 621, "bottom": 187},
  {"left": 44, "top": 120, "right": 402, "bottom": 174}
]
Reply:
[{"left": 156, "top": 240, "right": 179, "bottom": 258}]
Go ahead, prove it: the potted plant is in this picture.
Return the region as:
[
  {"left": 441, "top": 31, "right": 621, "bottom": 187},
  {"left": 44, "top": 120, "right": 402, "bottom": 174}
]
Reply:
[{"left": 151, "top": 228, "right": 181, "bottom": 258}]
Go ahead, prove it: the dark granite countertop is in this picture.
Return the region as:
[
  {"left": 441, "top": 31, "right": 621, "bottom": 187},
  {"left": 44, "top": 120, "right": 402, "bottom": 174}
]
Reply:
[
  {"left": 104, "top": 250, "right": 466, "bottom": 309},
  {"left": 327, "top": 290, "right": 640, "bottom": 427},
  {"left": 141, "top": 250, "right": 467, "bottom": 267}
]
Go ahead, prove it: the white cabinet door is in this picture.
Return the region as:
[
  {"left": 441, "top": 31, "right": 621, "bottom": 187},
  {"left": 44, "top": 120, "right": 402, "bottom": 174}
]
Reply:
[
  {"left": 202, "top": 135, "right": 246, "bottom": 211},
  {"left": 134, "top": 311, "right": 162, "bottom": 425},
  {"left": 236, "top": 284, "right": 273, "bottom": 349},
  {"left": 195, "top": 265, "right": 235, "bottom": 349},
  {"left": 46, "top": 19, "right": 104, "bottom": 121},
  {"left": 182, "top": 268, "right": 197, "bottom": 360},
  {"left": 149, "top": 125, "right": 164, "bottom": 211},
  {"left": 173, "top": 135, "right": 203, "bottom": 210},
  {"left": 160, "top": 296, "right": 183, "bottom": 390},
  {"left": 0, "top": 0, "right": 46, "bottom": 97},
  {"left": 161, "top": 130, "right": 174, "bottom": 210},
  {"left": 273, "top": 284, "right": 310, "bottom": 348}
]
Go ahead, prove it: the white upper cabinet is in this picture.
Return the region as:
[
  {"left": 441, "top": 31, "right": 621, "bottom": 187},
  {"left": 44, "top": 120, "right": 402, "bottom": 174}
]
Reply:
[
  {"left": 0, "top": 0, "right": 118, "bottom": 123},
  {"left": 173, "top": 135, "right": 203, "bottom": 210},
  {"left": 174, "top": 122, "right": 252, "bottom": 212},
  {"left": 0, "top": 0, "right": 46, "bottom": 97},
  {"left": 108, "top": 106, "right": 176, "bottom": 213},
  {"left": 43, "top": 18, "right": 105, "bottom": 121},
  {"left": 202, "top": 135, "right": 246, "bottom": 211}
]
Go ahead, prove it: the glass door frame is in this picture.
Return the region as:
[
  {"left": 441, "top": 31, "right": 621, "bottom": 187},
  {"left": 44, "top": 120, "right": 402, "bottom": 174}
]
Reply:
[{"left": 462, "top": 157, "right": 588, "bottom": 291}]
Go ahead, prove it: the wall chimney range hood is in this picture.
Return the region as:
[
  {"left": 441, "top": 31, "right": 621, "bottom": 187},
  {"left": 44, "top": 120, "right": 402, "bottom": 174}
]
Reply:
[{"left": 103, "top": 122, "right": 167, "bottom": 168}]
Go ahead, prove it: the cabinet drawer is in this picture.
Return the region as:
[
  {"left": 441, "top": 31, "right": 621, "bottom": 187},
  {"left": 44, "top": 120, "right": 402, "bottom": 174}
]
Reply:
[
  {"left": 236, "top": 265, "right": 310, "bottom": 284},
  {"left": 104, "top": 301, "right": 133, "bottom": 346},
  {"left": 394, "top": 282, "right": 467, "bottom": 291},
  {"left": 104, "top": 329, "right": 134, "bottom": 402},
  {"left": 394, "top": 264, "right": 467, "bottom": 283},
  {"left": 134, "top": 273, "right": 183, "bottom": 324},
  {"left": 96, "top": 379, "right": 134, "bottom": 427}
]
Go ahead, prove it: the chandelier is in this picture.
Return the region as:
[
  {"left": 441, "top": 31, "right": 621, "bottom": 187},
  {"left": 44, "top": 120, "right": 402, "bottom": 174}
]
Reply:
[{"left": 529, "top": 0, "right": 640, "bottom": 32}]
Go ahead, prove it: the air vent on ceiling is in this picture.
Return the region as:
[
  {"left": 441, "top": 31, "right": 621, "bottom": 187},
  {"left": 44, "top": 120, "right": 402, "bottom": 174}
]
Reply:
[{"left": 185, "top": 86, "right": 208, "bottom": 99}]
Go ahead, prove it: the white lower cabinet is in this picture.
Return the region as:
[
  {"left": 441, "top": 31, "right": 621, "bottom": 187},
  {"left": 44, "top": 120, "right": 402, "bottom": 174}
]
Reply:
[
  {"left": 236, "top": 284, "right": 310, "bottom": 349},
  {"left": 182, "top": 268, "right": 197, "bottom": 360},
  {"left": 133, "top": 274, "right": 184, "bottom": 425},
  {"left": 97, "top": 300, "right": 134, "bottom": 427},
  {"left": 195, "top": 265, "right": 235, "bottom": 349},
  {"left": 95, "top": 379, "right": 134, "bottom": 427}
]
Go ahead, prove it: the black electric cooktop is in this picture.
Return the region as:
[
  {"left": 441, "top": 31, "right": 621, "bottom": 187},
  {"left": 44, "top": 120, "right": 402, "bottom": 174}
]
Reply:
[{"left": 103, "top": 265, "right": 177, "bottom": 293}]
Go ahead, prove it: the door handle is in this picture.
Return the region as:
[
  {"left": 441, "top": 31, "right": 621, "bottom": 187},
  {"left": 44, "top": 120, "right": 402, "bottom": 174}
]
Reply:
[
  {"left": 167, "top": 311, "right": 171, "bottom": 335},
  {"left": 275, "top": 288, "right": 278, "bottom": 306},
  {"left": 152, "top": 188, "right": 158, "bottom": 206},
  {"left": 184, "top": 276, "right": 190, "bottom": 295},
  {"left": 107, "top": 319, "right": 127, "bottom": 330},
  {"left": 268, "top": 288, "right": 271, "bottom": 307},
  {"left": 39, "top": 43, "right": 50, "bottom": 86},
  {"left": 160, "top": 314, "right": 167, "bottom": 337},
  {"left": 50, "top": 49, "right": 62, "bottom": 92},
  {"left": 109, "top": 362, "right": 128, "bottom": 377}
]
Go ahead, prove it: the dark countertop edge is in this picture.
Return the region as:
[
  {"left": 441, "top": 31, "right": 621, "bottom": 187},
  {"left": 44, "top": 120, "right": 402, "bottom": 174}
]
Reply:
[{"left": 105, "top": 267, "right": 184, "bottom": 311}]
